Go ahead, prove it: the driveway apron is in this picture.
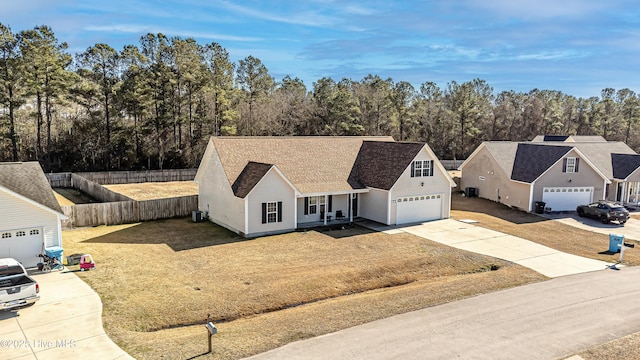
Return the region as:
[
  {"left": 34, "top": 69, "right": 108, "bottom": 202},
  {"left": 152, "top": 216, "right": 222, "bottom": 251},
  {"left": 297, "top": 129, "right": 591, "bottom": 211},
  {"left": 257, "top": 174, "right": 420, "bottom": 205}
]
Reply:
[{"left": 0, "top": 270, "right": 133, "bottom": 360}]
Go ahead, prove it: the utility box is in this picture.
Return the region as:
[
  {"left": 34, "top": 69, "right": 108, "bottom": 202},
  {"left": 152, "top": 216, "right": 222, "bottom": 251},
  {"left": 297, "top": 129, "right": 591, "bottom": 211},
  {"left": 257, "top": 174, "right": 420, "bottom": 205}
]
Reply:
[
  {"left": 192, "top": 210, "right": 203, "bottom": 223},
  {"left": 609, "top": 234, "right": 625, "bottom": 253},
  {"left": 465, "top": 187, "right": 478, "bottom": 198}
]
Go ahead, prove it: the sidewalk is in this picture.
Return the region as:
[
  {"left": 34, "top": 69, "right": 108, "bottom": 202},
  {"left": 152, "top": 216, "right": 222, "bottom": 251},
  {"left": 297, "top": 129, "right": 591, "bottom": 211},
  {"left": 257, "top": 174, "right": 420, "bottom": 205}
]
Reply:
[
  {"left": 0, "top": 270, "right": 134, "bottom": 360},
  {"left": 360, "top": 219, "right": 615, "bottom": 278}
]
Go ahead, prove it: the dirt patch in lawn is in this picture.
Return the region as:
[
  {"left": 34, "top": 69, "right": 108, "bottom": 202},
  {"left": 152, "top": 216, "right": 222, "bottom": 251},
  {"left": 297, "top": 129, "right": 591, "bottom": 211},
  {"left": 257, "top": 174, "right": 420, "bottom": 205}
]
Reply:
[
  {"left": 451, "top": 194, "right": 640, "bottom": 266},
  {"left": 63, "top": 218, "right": 544, "bottom": 359},
  {"left": 103, "top": 181, "right": 197, "bottom": 200}
]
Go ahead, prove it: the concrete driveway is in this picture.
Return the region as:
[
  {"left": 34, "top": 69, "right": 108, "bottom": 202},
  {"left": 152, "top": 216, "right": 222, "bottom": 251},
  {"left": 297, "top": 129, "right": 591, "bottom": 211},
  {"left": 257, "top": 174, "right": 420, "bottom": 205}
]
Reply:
[
  {"left": 0, "top": 270, "right": 133, "bottom": 360},
  {"left": 361, "top": 219, "right": 614, "bottom": 278},
  {"left": 542, "top": 212, "right": 640, "bottom": 241}
]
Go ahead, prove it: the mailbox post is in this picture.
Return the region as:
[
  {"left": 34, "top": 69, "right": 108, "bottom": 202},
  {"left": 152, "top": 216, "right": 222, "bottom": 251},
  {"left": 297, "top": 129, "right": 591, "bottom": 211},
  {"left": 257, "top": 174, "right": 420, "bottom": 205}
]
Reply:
[{"left": 205, "top": 322, "right": 217, "bottom": 353}]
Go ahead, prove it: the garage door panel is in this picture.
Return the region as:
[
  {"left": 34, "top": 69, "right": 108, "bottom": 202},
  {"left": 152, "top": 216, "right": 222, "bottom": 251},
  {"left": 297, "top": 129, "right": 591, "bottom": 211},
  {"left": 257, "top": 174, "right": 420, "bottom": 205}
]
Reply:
[
  {"left": 396, "top": 194, "right": 442, "bottom": 225},
  {"left": 0, "top": 228, "right": 43, "bottom": 268},
  {"left": 542, "top": 187, "right": 593, "bottom": 212}
]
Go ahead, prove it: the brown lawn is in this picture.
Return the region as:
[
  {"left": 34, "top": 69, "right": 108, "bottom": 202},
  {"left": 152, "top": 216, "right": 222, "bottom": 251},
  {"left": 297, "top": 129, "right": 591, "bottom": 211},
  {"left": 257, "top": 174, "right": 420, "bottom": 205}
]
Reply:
[
  {"left": 63, "top": 218, "right": 544, "bottom": 359},
  {"left": 103, "top": 181, "right": 198, "bottom": 200}
]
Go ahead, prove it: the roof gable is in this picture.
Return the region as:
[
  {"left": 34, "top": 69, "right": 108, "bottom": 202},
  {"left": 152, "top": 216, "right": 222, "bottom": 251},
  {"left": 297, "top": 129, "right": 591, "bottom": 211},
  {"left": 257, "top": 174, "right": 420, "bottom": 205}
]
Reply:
[
  {"left": 511, "top": 144, "right": 572, "bottom": 183},
  {"left": 612, "top": 153, "right": 640, "bottom": 180},
  {"left": 0, "top": 162, "right": 63, "bottom": 214},
  {"left": 231, "top": 162, "right": 274, "bottom": 198},
  {"left": 350, "top": 141, "right": 425, "bottom": 190}
]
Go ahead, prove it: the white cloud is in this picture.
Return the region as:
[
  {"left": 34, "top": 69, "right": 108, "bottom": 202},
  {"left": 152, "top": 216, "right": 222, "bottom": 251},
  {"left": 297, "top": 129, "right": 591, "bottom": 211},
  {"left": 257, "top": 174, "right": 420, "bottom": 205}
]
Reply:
[
  {"left": 85, "top": 24, "right": 261, "bottom": 42},
  {"left": 217, "top": 0, "right": 334, "bottom": 27}
]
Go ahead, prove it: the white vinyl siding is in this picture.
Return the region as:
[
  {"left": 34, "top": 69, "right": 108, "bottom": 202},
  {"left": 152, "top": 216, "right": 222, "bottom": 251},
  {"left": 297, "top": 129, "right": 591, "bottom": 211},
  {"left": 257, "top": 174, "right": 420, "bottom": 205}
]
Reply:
[{"left": 0, "top": 189, "right": 62, "bottom": 268}]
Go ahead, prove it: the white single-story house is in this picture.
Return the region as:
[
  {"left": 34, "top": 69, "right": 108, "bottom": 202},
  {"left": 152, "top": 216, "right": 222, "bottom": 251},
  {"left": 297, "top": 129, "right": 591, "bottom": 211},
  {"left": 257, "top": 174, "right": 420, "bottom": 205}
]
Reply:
[
  {"left": 195, "top": 136, "right": 456, "bottom": 238},
  {"left": 459, "top": 135, "right": 640, "bottom": 212},
  {"left": 0, "top": 162, "right": 66, "bottom": 268}
]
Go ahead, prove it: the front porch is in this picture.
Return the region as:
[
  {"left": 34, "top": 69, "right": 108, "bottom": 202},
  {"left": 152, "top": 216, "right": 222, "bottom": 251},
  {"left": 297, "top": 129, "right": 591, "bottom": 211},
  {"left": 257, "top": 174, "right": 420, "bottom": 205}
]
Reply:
[{"left": 296, "top": 217, "right": 358, "bottom": 230}]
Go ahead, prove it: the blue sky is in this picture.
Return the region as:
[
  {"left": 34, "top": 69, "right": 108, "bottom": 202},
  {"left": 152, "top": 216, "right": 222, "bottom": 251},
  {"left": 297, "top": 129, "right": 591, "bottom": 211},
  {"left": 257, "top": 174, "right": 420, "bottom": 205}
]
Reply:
[{"left": 3, "top": 0, "right": 640, "bottom": 98}]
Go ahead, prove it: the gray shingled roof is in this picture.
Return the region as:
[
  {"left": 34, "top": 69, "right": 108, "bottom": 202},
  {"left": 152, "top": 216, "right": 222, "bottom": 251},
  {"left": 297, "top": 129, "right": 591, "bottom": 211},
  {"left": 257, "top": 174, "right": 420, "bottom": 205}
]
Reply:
[
  {"left": 231, "top": 162, "right": 273, "bottom": 198},
  {"left": 612, "top": 153, "right": 640, "bottom": 180},
  {"left": 482, "top": 142, "right": 520, "bottom": 177},
  {"left": 0, "top": 162, "right": 63, "bottom": 214},
  {"left": 350, "top": 141, "right": 425, "bottom": 190},
  {"left": 541, "top": 141, "right": 635, "bottom": 178},
  {"left": 511, "top": 144, "right": 573, "bottom": 183},
  {"left": 211, "top": 136, "right": 394, "bottom": 195}
]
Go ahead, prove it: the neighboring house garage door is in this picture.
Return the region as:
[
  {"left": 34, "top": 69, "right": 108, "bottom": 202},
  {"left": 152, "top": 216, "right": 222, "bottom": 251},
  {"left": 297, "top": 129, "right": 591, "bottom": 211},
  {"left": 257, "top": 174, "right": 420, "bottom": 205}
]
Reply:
[
  {"left": 396, "top": 194, "right": 442, "bottom": 225},
  {"left": 542, "top": 187, "right": 593, "bottom": 212},
  {"left": 0, "top": 228, "right": 43, "bottom": 268}
]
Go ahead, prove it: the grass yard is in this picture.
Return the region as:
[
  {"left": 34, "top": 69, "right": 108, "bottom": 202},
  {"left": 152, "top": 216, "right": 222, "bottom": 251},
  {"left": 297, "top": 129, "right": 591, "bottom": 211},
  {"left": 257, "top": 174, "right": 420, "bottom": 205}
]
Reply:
[
  {"left": 63, "top": 218, "right": 544, "bottom": 359},
  {"left": 104, "top": 181, "right": 197, "bottom": 200},
  {"left": 451, "top": 193, "right": 640, "bottom": 266}
]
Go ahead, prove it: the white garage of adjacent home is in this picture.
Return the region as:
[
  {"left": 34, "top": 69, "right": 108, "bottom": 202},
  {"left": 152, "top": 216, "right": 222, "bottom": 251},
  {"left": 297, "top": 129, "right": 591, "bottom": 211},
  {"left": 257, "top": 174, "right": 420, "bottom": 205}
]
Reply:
[
  {"left": 396, "top": 194, "right": 443, "bottom": 224},
  {"left": 542, "top": 186, "right": 594, "bottom": 212},
  {"left": 0, "top": 162, "right": 67, "bottom": 268}
]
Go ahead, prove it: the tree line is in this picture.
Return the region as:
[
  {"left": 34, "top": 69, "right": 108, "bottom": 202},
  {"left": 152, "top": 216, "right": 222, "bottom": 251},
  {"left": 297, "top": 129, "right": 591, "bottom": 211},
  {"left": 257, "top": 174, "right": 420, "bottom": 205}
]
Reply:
[{"left": 1, "top": 23, "right": 639, "bottom": 172}]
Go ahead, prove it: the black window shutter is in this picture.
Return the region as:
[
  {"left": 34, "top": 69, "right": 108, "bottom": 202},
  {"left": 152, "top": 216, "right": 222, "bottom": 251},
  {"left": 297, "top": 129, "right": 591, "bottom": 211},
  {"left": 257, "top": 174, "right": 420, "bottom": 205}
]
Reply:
[
  {"left": 575, "top": 158, "right": 579, "bottom": 172},
  {"left": 429, "top": 160, "right": 434, "bottom": 176},
  {"left": 562, "top": 158, "right": 567, "bottom": 172},
  {"left": 261, "top": 203, "right": 267, "bottom": 224},
  {"left": 411, "top": 161, "right": 415, "bottom": 177},
  {"left": 277, "top": 201, "right": 283, "bottom": 222},
  {"left": 328, "top": 195, "right": 333, "bottom": 212},
  {"left": 304, "top": 197, "right": 309, "bottom": 215}
]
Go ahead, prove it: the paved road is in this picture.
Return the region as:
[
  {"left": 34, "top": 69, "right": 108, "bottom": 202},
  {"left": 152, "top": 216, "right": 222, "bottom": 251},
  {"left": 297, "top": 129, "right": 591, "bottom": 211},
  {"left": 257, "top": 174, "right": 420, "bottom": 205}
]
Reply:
[{"left": 248, "top": 267, "right": 640, "bottom": 360}]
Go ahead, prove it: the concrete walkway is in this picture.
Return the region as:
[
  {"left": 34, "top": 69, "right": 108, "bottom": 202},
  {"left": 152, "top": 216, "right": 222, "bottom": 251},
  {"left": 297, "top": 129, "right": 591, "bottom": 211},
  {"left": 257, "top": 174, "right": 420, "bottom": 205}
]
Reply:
[
  {"left": 0, "top": 270, "right": 133, "bottom": 360},
  {"left": 361, "top": 219, "right": 615, "bottom": 278},
  {"left": 247, "top": 266, "right": 640, "bottom": 360}
]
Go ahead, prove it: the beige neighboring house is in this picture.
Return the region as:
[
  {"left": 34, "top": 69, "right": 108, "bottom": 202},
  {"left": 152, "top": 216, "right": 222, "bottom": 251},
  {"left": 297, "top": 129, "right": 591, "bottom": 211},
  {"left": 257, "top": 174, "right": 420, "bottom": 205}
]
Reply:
[
  {"left": 0, "top": 162, "right": 67, "bottom": 268},
  {"left": 195, "top": 137, "right": 456, "bottom": 238},
  {"left": 459, "top": 135, "right": 640, "bottom": 213}
]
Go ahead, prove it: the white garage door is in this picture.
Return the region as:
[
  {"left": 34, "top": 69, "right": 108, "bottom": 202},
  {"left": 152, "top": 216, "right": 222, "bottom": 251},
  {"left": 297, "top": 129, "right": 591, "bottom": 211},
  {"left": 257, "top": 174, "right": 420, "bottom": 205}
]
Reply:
[
  {"left": 396, "top": 194, "right": 443, "bottom": 225},
  {"left": 542, "top": 187, "right": 593, "bottom": 212},
  {"left": 0, "top": 228, "right": 44, "bottom": 268}
]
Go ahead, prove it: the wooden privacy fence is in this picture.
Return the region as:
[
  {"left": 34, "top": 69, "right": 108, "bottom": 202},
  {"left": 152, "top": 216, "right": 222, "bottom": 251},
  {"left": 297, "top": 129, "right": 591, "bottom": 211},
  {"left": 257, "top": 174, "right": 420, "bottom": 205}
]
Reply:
[
  {"left": 46, "top": 172, "right": 72, "bottom": 187},
  {"left": 46, "top": 169, "right": 199, "bottom": 228},
  {"left": 440, "top": 160, "right": 465, "bottom": 170},
  {"left": 70, "top": 173, "right": 133, "bottom": 202},
  {"left": 75, "top": 169, "right": 197, "bottom": 185},
  {"left": 61, "top": 196, "right": 198, "bottom": 228}
]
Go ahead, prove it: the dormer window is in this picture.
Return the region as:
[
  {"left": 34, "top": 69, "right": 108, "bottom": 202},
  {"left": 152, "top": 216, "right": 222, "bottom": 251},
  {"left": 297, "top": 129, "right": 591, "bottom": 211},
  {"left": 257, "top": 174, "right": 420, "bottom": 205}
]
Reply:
[
  {"left": 411, "top": 160, "right": 434, "bottom": 177},
  {"left": 563, "top": 157, "right": 579, "bottom": 173}
]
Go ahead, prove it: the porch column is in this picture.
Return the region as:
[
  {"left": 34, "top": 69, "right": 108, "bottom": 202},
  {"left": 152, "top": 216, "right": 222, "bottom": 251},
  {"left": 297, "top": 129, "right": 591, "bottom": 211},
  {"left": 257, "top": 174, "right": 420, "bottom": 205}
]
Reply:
[
  {"left": 349, "top": 193, "right": 353, "bottom": 222},
  {"left": 635, "top": 182, "right": 639, "bottom": 205},
  {"left": 622, "top": 182, "right": 628, "bottom": 204},
  {"left": 324, "top": 194, "right": 328, "bottom": 225}
]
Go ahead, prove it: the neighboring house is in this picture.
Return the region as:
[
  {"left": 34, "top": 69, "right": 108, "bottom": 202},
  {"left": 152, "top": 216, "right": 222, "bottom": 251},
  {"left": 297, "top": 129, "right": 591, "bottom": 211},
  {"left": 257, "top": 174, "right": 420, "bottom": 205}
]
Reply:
[
  {"left": 195, "top": 137, "right": 456, "bottom": 238},
  {"left": 0, "top": 162, "right": 66, "bottom": 268},
  {"left": 459, "top": 135, "right": 640, "bottom": 212}
]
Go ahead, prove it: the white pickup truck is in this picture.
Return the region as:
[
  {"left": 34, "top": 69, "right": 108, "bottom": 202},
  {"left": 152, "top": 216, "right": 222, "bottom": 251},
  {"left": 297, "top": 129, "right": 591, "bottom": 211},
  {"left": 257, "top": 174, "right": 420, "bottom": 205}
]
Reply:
[{"left": 0, "top": 258, "right": 39, "bottom": 310}]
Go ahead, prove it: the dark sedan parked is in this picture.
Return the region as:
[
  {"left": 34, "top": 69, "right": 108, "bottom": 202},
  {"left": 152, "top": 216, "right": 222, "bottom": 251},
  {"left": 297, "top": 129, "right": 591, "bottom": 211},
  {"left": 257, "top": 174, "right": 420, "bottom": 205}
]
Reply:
[{"left": 576, "top": 201, "right": 630, "bottom": 225}]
